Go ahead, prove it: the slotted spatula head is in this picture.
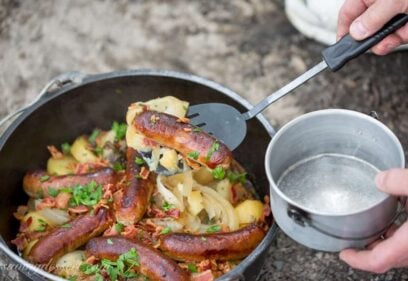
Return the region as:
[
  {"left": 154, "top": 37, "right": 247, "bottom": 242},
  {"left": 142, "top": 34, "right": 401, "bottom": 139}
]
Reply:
[{"left": 188, "top": 103, "right": 247, "bottom": 150}]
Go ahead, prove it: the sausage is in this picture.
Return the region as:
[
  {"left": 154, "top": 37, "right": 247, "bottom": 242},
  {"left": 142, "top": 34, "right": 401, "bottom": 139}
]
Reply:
[
  {"left": 114, "top": 148, "right": 155, "bottom": 226},
  {"left": 23, "top": 168, "right": 116, "bottom": 198},
  {"left": 158, "top": 224, "right": 265, "bottom": 262},
  {"left": 86, "top": 236, "right": 190, "bottom": 281},
  {"left": 133, "top": 110, "right": 232, "bottom": 169},
  {"left": 27, "top": 207, "right": 112, "bottom": 264}
]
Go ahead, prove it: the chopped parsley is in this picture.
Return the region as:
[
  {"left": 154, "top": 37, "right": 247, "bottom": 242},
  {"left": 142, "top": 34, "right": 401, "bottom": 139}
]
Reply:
[
  {"left": 192, "top": 127, "right": 202, "bottom": 133},
  {"left": 112, "top": 121, "right": 127, "bottom": 141},
  {"left": 212, "top": 166, "right": 225, "bottom": 180},
  {"left": 206, "top": 141, "right": 219, "bottom": 161},
  {"left": 94, "top": 146, "right": 103, "bottom": 156},
  {"left": 61, "top": 142, "right": 71, "bottom": 155},
  {"left": 79, "top": 263, "right": 99, "bottom": 275},
  {"left": 135, "top": 157, "right": 145, "bottom": 165},
  {"left": 61, "top": 223, "right": 71, "bottom": 228},
  {"left": 107, "top": 239, "right": 114, "bottom": 245},
  {"left": 187, "top": 150, "right": 199, "bottom": 160},
  {"left": 206, "top": 225, "right": 221, "bottom": 233},
  {"left": 47, "top": 187, "right": 59, "bottom": 198},
  {"left": 115, "top": 223, "right": 124, "bottom": 233},
  {"left": 88, "top": 129, "right": 101, "bottom": 144},
  {"left": 113, "top": 162, "right": 124, "bottom": 171},
  {"left": 162, "top": 201, "right": 175, "bottom": 212},
  {"left": 160, "top": 227, "right": 172, "bottom": 234},
  {"left": 67, "top": 276, "right": 77, "bottom": 281},
  {"left": 69, "top": 181, "right": 102, "bottom": 207},
  {"left": 35, "top": 219, "right": 48, "bottom": 232},
  {"left": 187, "top": 263, "right": 198, "bottom": 273},
  {"left": 39, "top": 175, "right": 50, "bottom": 182},
  {"left": 227, "top": 171, "right": 247, "bottom": 184}
]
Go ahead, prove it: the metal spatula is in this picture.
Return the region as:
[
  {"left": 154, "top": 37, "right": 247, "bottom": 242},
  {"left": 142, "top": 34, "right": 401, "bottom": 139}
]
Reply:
[{"left": 188, "top": 14, "right": 408, "bottom": 150}]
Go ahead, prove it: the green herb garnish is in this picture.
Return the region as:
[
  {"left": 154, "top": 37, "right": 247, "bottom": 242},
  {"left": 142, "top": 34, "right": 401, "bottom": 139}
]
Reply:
[
  {"left": 227, "top": 171, "right": 247, "bottom": 184},
  {"left": 193, "top": 127, "right": 202, "bottom": 133},
  {"left": 94, "top": 147, "right": 103, "bottom": 156},
  {"left": 113, "top": 162, "right": 124, "bottom": 171},
  {"left": 61, "top": 223, "right": 71, "bottom": 228},
  {"left": 112, "top": 121, "right": 127, "bottom": 141},
  {"left": 67, "top": 276, "right": 77, "bottom": 281},
  {"left": 47, "top": 187, "right": 59, "bottom": 197},
  {"left": 187, "top": 263, "right": 198, "bottom": 273},
  {"left": 212, "top": 166, "right": 225, "bottom": 180},
  {"left": 162, "top": 201, "right": 175, "bottom": 212},
  {"left": 61, "top": 142, "right": 71, "bottom": 155},
  {"left": 160, "top": 227, "right": 172, "bottom": 234},
  {"left": 79, "top": 263, "right": 99, "bottom": 275},
  {"left": 206, "top": 141, "right": 219, "bottom": 161},
  {"left": 69, "top": 181, "right": 102, "bottom": 207},
  {"left": 35, "top": 218, "right": 48, "bottom": 232},
  {"left": 206, "top": 225, "right": 221, "bottom": 233},
  {"left": 187, "top": 151, "right": 199, "bottom": 160},
  {"left": 88, "top": 129, "right": 101, "bottom": 144},
  {"left": 107, "top": 239, "right": 114, "bottom": 245},
  {"left": 40, "top": 175, "right": 50, "bottom": 182},
  {"left": 115, "top": 223, "right": 124, "bottom": 233},
  {"left": 135, "top": 157, "right": 145, "bottom": 165}
]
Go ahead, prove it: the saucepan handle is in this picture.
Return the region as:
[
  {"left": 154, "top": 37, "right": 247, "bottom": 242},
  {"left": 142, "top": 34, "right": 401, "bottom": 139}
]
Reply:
[
  {"left": 287, "top": 198, "right": 406, "bottom": 241},
  {"left": 0, "top": 71, "right": 87, "bottom": 132}
]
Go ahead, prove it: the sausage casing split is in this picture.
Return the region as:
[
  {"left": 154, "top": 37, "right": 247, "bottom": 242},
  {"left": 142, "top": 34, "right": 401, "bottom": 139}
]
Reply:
[
  {"left": 23, "top": 168, "right": 116, "bottom": 198},
  {"left": 114, "top": 148, "right": 155, "bottom": 226},
  {"left": 27, "top": 208, "right": 112, "bottom": 265},
  {"left": 133, "top": 110, "right": 232, "bottom": 169},
  {"left": 159, "top": 224, "right": 266, "bottom": 262},
  {"left": 86, "top": 236, "right": 190, "bottom": 281}
]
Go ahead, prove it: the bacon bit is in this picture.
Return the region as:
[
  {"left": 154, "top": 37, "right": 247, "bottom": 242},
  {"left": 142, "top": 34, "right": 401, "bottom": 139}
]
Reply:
[
  {"left": 11, "top": 235, "right": 28, "bottom": 251},
  {"left": 103, "top": 184, "right": 116, "bottom": 199},
  {"left": 198, "top": 260, "right": 211, "bottom": 272},
  {"left": 74, "top": 161, "right": 109, "bottom": 174},
  {"left": 176, "top": 117, "right": 190, "bottom": 123},
  {"left": 185, "top": 157, "right": 201, "bottom": 170},
  {"left": 183, "top": 127, "right": 192, "bottom": 132},
  {"left": 85, "top": 255, "right": 98, "bottom": 264},
  {"left": 55, "top": 192, "right": 71, "bottom": 209},
  {"left": 103, "top": 225, "right": 119, "bottom": 237},
  {"left": 260, "top": 202, "right": 272, "bottom": 223},
  {"left": 166, "top": 208, "right": 180, "bottom": 219},
  {"left": 230, "top": 185, "right": 238, "bottom": 204},
  {"left": 122, "top": 225, "right": 138, "bottom": 239},
  {"left": 139, "top": 167, "right": 150, "bottom": 180},
  {"left": 68, "top": 205, "right": 89, "bottom": 214},
  {"left": 13, "top": 205, "right": 28, "bottom": 220},
  {"left": 147, "top": 206, "right": 167, "bottom": 218},
  {"left": 190, "top": 270, "right": 214, "bottom": 281},
  {"left": 150, "top": 114, "right": 160, "bottom": 124},
  {"left": 19, "top": 217, "right": 32, "bottom": 233},
  {"left": 36, "top": 197, "right": 56, "bottom": 210},
  {"left": 93, "top": 199, "right": 110, "bottom": 211},
  {"left": 47, "top": 145, "right": 64, "bottom": 159},
  {"left": 217, "top": 261, "right": 233, "bottom": 274}
]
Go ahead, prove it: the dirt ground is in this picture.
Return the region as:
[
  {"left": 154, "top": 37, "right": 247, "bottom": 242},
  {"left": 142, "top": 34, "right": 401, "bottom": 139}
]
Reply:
[{"left": 0, "top": 0, "right": 408, "bottom": 280}]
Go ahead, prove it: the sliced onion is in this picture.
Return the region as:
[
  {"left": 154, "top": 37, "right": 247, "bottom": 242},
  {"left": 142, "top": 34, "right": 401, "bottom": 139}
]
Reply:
[
  {"left": 37, "top": 208, "right": 70, "bottom": 226},
  {"left": 157, "top": 175, "right": 184, "bottom": 211}
]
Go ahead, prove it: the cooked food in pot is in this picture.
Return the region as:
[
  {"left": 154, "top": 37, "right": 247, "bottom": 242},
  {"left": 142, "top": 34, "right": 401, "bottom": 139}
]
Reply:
[{"left": 12, "top": 96, "right": 271, "bottom": 281}]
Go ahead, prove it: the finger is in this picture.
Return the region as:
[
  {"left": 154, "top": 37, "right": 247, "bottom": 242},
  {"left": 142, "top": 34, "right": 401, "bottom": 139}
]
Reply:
[
  {"left": 384, "top": 223, "right": 399, "bottom": 238},
  {"left": 371, "top": 33, "right": 403, "bottom": 55},
  {"left": 375, "top": 169, "right": 408, "bottom": 195},
  {"left": 366, "top": 239, "right": 382, "bottom": 250},
  {"left": 337, "top": 0, "right": 368, "bottom": 40},
  {"left": 350, "top": 0, "right": 408, "bottom": 40},
  {"left": 366, "top": 224, "right": 398, "bottom": 250}
]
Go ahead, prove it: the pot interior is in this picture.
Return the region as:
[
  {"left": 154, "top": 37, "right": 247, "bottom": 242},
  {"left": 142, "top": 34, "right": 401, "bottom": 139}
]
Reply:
[{"left": 0, "top": 73, "right": 274, "bottom": 250}]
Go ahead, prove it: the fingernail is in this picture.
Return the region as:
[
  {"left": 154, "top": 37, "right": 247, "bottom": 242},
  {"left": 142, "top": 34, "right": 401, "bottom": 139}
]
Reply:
[
  {"left": 375, "top": 171, "right": 387, "bottom": 190},
  {"left": 350, "top": 20, "right": 368, "bottom": 39}
]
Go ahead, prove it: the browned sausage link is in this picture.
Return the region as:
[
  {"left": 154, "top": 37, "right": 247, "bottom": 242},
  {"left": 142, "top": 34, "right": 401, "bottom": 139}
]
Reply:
[
  {"left": 159, "top": 224, "right": 266, "bottom": 262},
  {"left": 86, "top": 236, "right": 189, "bottom": 281},
  {"left": 133, "top": 110, "right": 232, "bottom": 169},
  {"left": 114, "top": 148, "right": 155, "bottom": 226},
  {"left": 23, "top": 168, "right": 116, "bottom": 198},
  {"left": 27, "top": 208, "right": 112, "bottom": 264}
]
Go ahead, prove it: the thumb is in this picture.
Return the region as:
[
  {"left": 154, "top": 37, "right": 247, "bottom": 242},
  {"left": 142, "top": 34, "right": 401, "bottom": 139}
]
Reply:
[
  {"left": 375, "top": 169, "right": 408, "bottom": 196},
  {"left": 349, "top": 0, "right": 408, "bottom": 40}
]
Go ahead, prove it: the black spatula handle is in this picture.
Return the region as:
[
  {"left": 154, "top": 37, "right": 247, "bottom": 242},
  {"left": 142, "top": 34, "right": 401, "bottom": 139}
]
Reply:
[{"left": 322, "top": 13, "right": 408, "bottom": 71}]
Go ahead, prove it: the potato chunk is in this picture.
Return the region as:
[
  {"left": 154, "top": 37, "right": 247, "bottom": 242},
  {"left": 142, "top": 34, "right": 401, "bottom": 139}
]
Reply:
[
  {"left": 47, "top": 155, "right": 77, "bottom": 175},
  {"left": 234, "top": 200, "right": 264, "bottom": 224},
  {"left": 70, "top": 136, "right": 98, "bottom": 163}
]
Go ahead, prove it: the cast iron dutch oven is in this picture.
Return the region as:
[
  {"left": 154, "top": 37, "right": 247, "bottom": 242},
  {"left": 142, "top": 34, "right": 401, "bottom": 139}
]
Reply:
[{"left": 0, "top": 70, "right": 278, "bottom": 281}]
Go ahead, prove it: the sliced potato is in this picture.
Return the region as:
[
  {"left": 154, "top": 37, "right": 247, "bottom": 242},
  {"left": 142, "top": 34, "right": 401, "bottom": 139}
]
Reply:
[
  {"left": 215, "top": 179, "right": 232, "bottom": 202},
  {"left": 70, "top": 136, "right": 98, "bottom": 163},
  {"left": 126, "top": 124, "right": 151, "bottom": 152},
  {"left": 23, "top": 211, "right": 50, "bottom": 232},
  {"left": 160, "top": 148, "right": 178, "bottom": 172},
  {"left": 96, "top": 130, "right": 116, "bottom": 148},
  {"left": 234, "top": 200, "right": 264, "bottom": 225},
  {"left": 188, "top": 191, "right": 204, "bottom": 216},
  {"left": 193, "top": 167, "right": 214, "bottom": 185},
  {"left": 145, "top": 96, "right": 189, "bottom": 118},
  {"left": 47, "top": 155, "right": 78, "bottom": 175},
  {"left": 54, "top": 250, "right": 85, "bottom": 277}
]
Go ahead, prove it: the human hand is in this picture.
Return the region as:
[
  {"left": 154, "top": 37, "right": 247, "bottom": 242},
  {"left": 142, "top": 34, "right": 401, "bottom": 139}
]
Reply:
[
  {"left": 339, "top": 168, "right": 408, "bottom": 273},
  {"left": 337, "top": 0, "right": 408, "bottom": 55}
]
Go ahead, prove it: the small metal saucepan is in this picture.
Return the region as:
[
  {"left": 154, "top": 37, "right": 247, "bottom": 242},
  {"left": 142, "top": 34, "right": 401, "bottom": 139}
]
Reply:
[{"left": 265, "top": 109, "right": 405, "bottom": 252}]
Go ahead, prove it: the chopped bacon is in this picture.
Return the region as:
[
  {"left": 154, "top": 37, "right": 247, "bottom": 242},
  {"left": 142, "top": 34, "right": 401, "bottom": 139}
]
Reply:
[
  {"left": 139, "top": 167, "right": 150, "bottom": 180},
  {"left": 122, "top": 225, "right": 138, "bottom": 239},
  {"left": 147, "top": 206, "right": 167, "bottom": 218},
  {"left": 176, "top": 117, "right": 190, "bottom": 123},
  {"left": 74, "top": 161, "right": 108, "bottom": 174},
  {"left": 55, "top": 192, "right": 71, "bottom": 209},
  {"left": 166, "top": 208, "right": 180, "bottom": 219},
  {"left": 85, "top": 255, "right": 98, "bottom": 264},
  {"left": 36, "top": 197, "right": 56, "bottom": 210},
  {"left": 183, "top": 127, "right": 192, "bottom": 132},
  {"left": 198, "top": 260, "right": 211, "bottom": 272},
  {"left": 191, "top": 269, "right": 214, "bottom": 281},
  {"left": 103, "top": 225, "right": 119, "bottom": 237},
  {"left": 13, "top": 205, "right": 28, "bottom": 220},
  {"left": 185, "top": 157, "right": 201, "bottom": 170},
  {"left": 102, "top": 184, "right": 115, "bottom": 200},
  {"left": 143, "top": 138, "right": 159, "bottom": 148},
  {"left": 11, "top": 235, "right": 27, "bottom": 251},
  {"left": 47, "top": 145, "right": 64, "bottom": 159},
  {"left": 68, "top": 205, "right": 89, "bottom": 214},
  {"left": 19, "top": 217, "right": 32, "bottom": 233}
]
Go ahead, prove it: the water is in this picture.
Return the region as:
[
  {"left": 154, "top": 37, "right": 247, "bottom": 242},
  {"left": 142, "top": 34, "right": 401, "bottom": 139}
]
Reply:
[{"left": 277, "top": 153, "right": 386, "bottom": 215}]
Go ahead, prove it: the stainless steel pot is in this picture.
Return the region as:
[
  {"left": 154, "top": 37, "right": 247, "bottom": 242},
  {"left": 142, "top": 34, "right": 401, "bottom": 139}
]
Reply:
[
  {"left": 265, "top": 109, "right": 405, "bottom": 252},
  {"left": 0, "top": 70, "right": 278, "bottom": 281}
]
